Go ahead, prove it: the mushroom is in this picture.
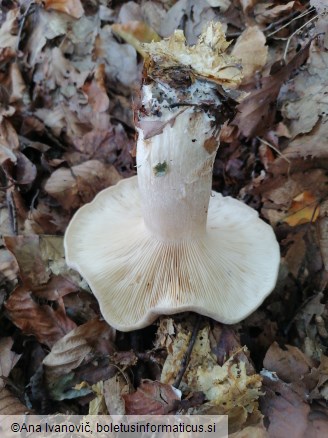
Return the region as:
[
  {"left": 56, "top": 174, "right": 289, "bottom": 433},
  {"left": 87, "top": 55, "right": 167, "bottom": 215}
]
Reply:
[{"left": 64, "top": 23, "right": 280, "bottom": 331}]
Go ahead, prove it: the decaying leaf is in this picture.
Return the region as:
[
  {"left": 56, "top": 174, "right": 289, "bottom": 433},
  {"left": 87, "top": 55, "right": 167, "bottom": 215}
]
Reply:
[
  {"left": 5, "top": 279, "right": 77, "bottom": 348},
  {"left": 43, "top": 319, "right": 115, "bottom": 381},
  {"left": 281, "top": 48, "right": 328, "bottom": 138},
  {"left": 283, "top": 191, "right": 319, "bottom": 227},
  {"left": 123, "top": 380, "right": 180, "bottom": 415},
  {"left": 89, "top": 381, "right": 108, "bottom": 415},
  {"left": 0, "top": 337, "right": 21, "bottom": 389},
  {"left": 112, "top": 21, "right": 161, "bottom": 55},
  {"left": 0, "top": 9, "right": 19, "bottom": 51},
  {"left": 233, "top": 41, "right": 311, "bottom": 137},
  {"left": 280, "top": 120, "right": 328, "bottom": 160},
  {"left": 263, "top": 342, "right": 314, "bottom": 384},
  {"left": 254, "top": 1, "right": 296, "bottom": 25},
  {"left": 4, "top": 235, "right": 50, "bottom": 287},
  {"left": 104, "top": 374, "right": 130, "bottom": 415},
  {"left": 44, "top": 160, "right": 122, "bottom": 210},
  {"left": 0, "top": 249, "right": 18, "bottom": 283},
  {"left": 0, "top": 388, "right": 30, "bottom": 415},
  {"left": 231, "top": 26, "right": 268, "bottom": 81},
  {"left": 161, "top": 324, "right": 262, "bottom": 430},
  {"left": 43, "top": 0, "right": 84, "bottom": 19},
  {"left": 260, "top": 371, "right": 310, "bottom": 438},
  {"left": 42, "top": 319, "right": 115, "bottom": 401},
  {"left": 82, "top": 64, "right": 109, "bottom": 113}
]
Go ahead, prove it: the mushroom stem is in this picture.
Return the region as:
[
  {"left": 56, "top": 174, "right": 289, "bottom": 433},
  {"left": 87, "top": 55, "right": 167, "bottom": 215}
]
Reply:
[{"left": 137, "top": 91, "right": 220, "bottom": 241}]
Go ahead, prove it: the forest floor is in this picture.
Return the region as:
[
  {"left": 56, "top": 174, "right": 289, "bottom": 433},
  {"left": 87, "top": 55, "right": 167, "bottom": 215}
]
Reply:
[{"left": 0, "top": 0, "right": 328, "bottom": 436}]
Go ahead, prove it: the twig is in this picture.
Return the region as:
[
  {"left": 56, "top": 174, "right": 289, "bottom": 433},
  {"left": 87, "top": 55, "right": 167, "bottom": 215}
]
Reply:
[
  {"left": 265, "top": 10, "right": 300, "bottom": 33},
  {"left": 283, "top": 14, "right": 318, "bottom": 61},
  {"left": 267, "top": 7, "right": 315, "bottom": 38},
  {"left": 173, "top": 314, "right": 202, "bottom": 389},
  {"left": 256, "top": 137, "right": 291, "bottom": 164}
]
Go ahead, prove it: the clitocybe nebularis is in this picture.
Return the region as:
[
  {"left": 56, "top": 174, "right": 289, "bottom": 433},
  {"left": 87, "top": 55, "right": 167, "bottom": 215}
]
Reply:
[{"left": 64, "top": 23, "right": 280, "bottom": 331}]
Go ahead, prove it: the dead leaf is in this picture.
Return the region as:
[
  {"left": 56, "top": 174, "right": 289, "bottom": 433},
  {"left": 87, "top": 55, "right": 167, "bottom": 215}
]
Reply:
[
  {"left": 260, "top": 371, "right": 310, "bottom": 438},
  {"left": 0, "top": 249, "right": 18, "bottom": 283},
  {"left": 44, "top": 160, "right": 122, "bottom": 210},
  {"left": 4, "top": 235, "right": 49, "bottom": 287},
  {"left": 281, "top": 48, "right": 328, "bottom": 138},
  {"left": 0, "top": 9, "right": 19, "bottom": 51},
  {"left": 43, "top": 0, "right": 84, "bottom": 19},
  {"left": 96, "top": 26, "right": 139, "bottom": 87},
  {"left": 161, "top": 324, "right": 262, "bottom": 430},
  {"left": 254, "top": 1, "right": 296, "bottom": 25},
  {"left": 283, "top": 232, "right": 307, "bottom": 278},
  {"left": 0, "top": 388, "right": 30, "bottom": 414},
  {"left": 118, "top": 1, "right": 143, "bottom": 23},
  {"left": 141, "top": 2, "right": 166, "bottom": 34},
  {"left": 263, "top": 342, "right": 314, "bottom": 384},
  {"left": 89, "top": 381, "right": 108, "bottom": 415},
  {"left": 123, "top": 380, "right": 180, "bottom": 414},
  {"left": 5, "top": 278, "right": 77, "bottom": 348},
  {"left": 231, "top": 26, "right": 268, "bottom": 81},
  {"left": 160, "top": 0, "right": 219, "bottom": 45},
  {"left": 233, "top": 40, "right": 311, "bottom": 137},
  {"left": 280, "top": 120, "right": 328, "bottom": 160},
  {"left": 43, "top": 319, "right": 115, "bottom": 380},
  {"left": 112, "top": 21, "right": 161, "bottom": 55},
  {"left": 68, "top": 124, "right": 132, "bottom": 167},
  {"left": 206, "top": 0, "right": 231, "bottom": 11},
  {"left": 104, "top": 374, "right": 130, "bottom": 415},
  {"left": 82, "top": 64, "right": 109, "bottom": 113},
  {"left": 0, "top": 338, "right": 21, "bottom": 389},
  {"left": 283, "top": 191, "right": 319, "bottom": 227}
]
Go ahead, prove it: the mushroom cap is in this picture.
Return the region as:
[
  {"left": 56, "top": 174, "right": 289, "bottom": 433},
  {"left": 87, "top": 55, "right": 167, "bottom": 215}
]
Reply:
[{"left": 64, "top": 176, "right": 280, "bottom": 331}]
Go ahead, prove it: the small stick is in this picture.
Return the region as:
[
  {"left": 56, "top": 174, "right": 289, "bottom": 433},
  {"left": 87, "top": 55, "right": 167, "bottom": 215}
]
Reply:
[
  {"left": 256, "top": 136, "right": 290, "bottom": 164},
  {"left": 173, "top": 315, "right": 202, "bottom": 389},
  {"left": 267, "top": 7, "right": 314, "bottom": 38},
  {"left": 283, "top": 14, "right": 318, "bottom": 61}
]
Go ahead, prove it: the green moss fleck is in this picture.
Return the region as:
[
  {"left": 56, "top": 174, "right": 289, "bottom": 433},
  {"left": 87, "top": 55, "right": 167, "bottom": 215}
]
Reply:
[{"left": 153, "top": 161, "right": 168, "bottom": 176}]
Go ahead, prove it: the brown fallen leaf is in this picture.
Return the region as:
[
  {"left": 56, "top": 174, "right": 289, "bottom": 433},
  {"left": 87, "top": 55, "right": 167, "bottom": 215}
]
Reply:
[
  {"left": 283, "top": 191, "right": 319, "bottom": 227},
  {"left": 254, "top": 1, "right": 296, "bottom": 25},
  {"left": 43, "top": 319, "right": 115, "bottom": 381},
  {"left": 0, "top": 249, "right": 18, "bottom": 283},
  {"left": 82, "top": 64, "right": 109, "bottom": 113},
  {"left": 283, "top": 231, "right": 307, "bottom": 278},
  {"left": 0, "top": 9, "right": 19, "bottom": 52},
  {"left": 4, "top": 235, "right": 49, "bottom": 287},
  {"left": 44, "top": 160, "right": 122, "bottom": 210},
  {"left": 5, "top": 279, "right": 77, "bottom": 348},
  {"left": 281, "top": 48, "right": 328, "bottom": 138},
  {"left": 281, "top": 120, "right": 328, "bottom": 160},
  {"left": 231, "top": 26, "right": 268, "bottom": 82},
  {"left": 232, "top": 41, "right": 311, "bottom": 137},
  {"left": 0, "top": 388, "right": 30, "bottom": 415},
  {"left": 161, "top": 324, "right": 262, "bottom": 431},
  {"left": 263, "top": 342, "right": 314, "bottom": 384},
  {"left": 104, "top": 374, "right": 130, "bottom": 415},
  {"left": 43, "top": 0, "right": 84, "bottom": 19},
  {"left": 260, "top": 371, "right": 310, "bottom": 438},
  {"left": 306, "top": 355, "right": 328, "bottom": 402},
  {"left": 112, "top": 21, "right": 161, "bottom": 56},
  {"left": 0, "top": 338, "right": 21, "bottom": 389},
  {"left": 123, "top": 380, "right": 180, "bottom": 415}
]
